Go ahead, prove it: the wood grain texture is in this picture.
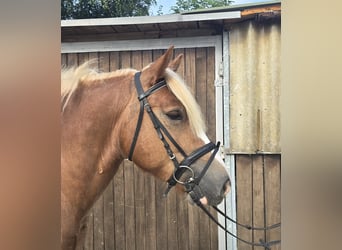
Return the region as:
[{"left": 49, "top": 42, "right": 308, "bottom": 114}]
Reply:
[
  {"left": 123, "top": 161, "right": 136, "bottom": 250},
  {"left": 252, "top": 155, "right": 266, "bottom": 247},
  {"left": 264, "top": 155, "right": 281, "bottom": 250},
  {"left": 236, "top": 155, "right": 253, "bottom": 250},
  {"left": 113, "top": 164, "right": 125, "bottom": 250},
  {"left": 236, "top": 155, "right": 281, "bottom": 250}
]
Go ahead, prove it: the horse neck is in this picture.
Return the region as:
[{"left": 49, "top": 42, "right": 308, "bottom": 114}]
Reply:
[{"left": 62, "top": 74, "right": 134, "bottom": 175}]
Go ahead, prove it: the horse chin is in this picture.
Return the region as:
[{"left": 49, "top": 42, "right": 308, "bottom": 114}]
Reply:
[{"left": 200, "top": 196, "right": 208, "bottom": 205}]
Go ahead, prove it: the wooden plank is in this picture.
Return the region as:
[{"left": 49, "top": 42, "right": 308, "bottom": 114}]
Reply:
[
  {"left": 98, "top": 52, "right": 110, "bottom": 72},
  {"left": 173, "top": 48, "right": 185, "bottom": 77},
  {"left": 61, "top": 54, "right": 67, "bottom": 67},
  {"left": 120, "top": 51, "right": 131, "bottom": 68},
  {"left": 252, "top": 155, "right": 266, "bottom": 248},
  {"left": 78, "top": 53, "right": 89, "bottom": 65},
  {"left": 99, "top": 52, "right": 110, "bottom": 72},
  {"left": 176, "top": 193, "right": 189, "bottom": 250},
  {"left": 144, "top": 173, "right": 157, "bottom": 250},
  {"left": 264, "top": 155, "right": 281, "bottom": 250},
  {"left": 166, "top": 187, "right": 178, "bottom": 250},
  {"left": 134, "top": 166, "right": 146, "bottom": 250},
  {"left": 199, "top": 205, "right": 211, "bottom": 250},
  {"left": 83, "top": 211, "right": 94, "bottom": 250},
  {"left": 195, "top": 48, "right": 207, "bottom": 119},
  {"left": 209, "top": 206, "right": 218, "bottom": 250},
  {"left": 188, "top": 203, "right": 200, "bottom": 250},
  {"left": 123, "top": 160, "right": 136, "bottom": 250},
  {"left": 67, "top": 53, "right": 78, "bottom": 67},
  {"left": 102, "top": 180, "right": 114, "bottom": 250},
  {"left": 109, "top": 51, "right": 120, "bottom": 71},
  {"left": 155, "top": 178, "right": 168, "bottom": 250},
  {"left": 206, "top": 47, "right": 216, "bottom": 142},
  {"left": 236, "top": 155, "right": 253, "bottom": 250},
  {"left": 184, "top": 48, "right": 196, "bottom": 95},
  {"left": 113, "top": 163, "right": 125, "bottom": 250},
  {"left": 93, "top": 196, "right": 104, "bottom": 250},
  {"left": 88, "top": 52, "right": 99, "bottom": 69}
]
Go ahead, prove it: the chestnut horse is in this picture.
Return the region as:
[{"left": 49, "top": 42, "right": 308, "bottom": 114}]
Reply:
[{"left": 61, "top": 47, "right": 230, "bottom": 249}]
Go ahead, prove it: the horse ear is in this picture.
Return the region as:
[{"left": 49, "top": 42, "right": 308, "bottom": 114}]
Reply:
[
  {"left": 140, "top": 46, "right": 174, "bottom": 87},
  {"left": 168, "top": 54, "right": 183, "bottom": 72}
]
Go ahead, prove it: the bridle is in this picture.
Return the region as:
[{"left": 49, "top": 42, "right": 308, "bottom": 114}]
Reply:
[
  {"left": 128, "top": 72, "right": 219, "bottom": 199},
  {"left": 128, "top": 72, "right": 281, "bottom": 249}
]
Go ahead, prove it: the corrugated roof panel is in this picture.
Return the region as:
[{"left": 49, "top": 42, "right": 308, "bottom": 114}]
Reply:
[{"left": 229, "top": 20, "right": 281, "bottom": 153}]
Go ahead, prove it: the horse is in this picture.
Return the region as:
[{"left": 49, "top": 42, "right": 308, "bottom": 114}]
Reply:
[{"left": 61, "top": 46, "right": 231, "bottom": 250}]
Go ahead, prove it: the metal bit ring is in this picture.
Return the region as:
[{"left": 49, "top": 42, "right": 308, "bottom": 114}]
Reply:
[{"left": 173, "top": 165, "right": 195, "bottom": 185}]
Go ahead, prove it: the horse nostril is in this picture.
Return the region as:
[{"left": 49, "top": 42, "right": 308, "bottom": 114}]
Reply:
[{"left": 221, "top": 178, "right": 231, "bottom": 196}]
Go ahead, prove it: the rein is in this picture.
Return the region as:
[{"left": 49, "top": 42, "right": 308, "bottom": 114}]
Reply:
[
  {"left": 194, "top": 199, "right": 281, "bottom": 249},
  {"left": 129, "top": 72, "right": 281, "bottom": 249}
]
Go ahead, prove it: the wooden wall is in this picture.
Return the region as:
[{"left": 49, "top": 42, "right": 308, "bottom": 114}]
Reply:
[
  {"left": 62, "top": 47, "right": 220, "bottom": 250},
  {"left": 235, "top": 154, "right": 281, "bottom": 250}
]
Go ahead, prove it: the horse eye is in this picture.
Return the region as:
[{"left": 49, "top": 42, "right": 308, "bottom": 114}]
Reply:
[{"left": 166, "top": 110, "right": 183, "bottom": 120}]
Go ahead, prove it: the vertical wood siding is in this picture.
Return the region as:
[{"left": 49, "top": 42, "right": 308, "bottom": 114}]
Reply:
[
  {"left": 62, "top": 47, "right": 219, "bottom": 250},
  {"left": 235, "top": 154, "right": 281, "bottom": 250}
]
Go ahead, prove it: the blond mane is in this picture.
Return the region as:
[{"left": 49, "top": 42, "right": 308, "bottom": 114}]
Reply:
[
  {"left": 61, "top": 62, "right": 206, "bottom": 137},
  {"left": 61, "top": 61, "right": 136, "bottom": 112}
]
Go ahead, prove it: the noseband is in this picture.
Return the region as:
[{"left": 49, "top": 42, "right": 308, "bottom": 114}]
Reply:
[
  {"left": 128, "top": 72, "right": 281, "bottom": 249},
  {"left": 128, "top": 72, "right": 220, "bottom": 200}
]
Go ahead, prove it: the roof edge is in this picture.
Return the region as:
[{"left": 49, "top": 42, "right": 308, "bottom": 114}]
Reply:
[{"left": 61, "top": 11, "right": 241, "bottom": 27}]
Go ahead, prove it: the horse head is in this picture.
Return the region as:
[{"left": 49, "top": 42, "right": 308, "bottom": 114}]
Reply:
[{"left": 120, "top": 47, "right": 230, "bottom": 206}]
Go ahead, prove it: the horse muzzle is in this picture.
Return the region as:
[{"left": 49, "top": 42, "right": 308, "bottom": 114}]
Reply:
[
  {"left": 164, "top": 141, "right": 231, "bottom": 206},
  {"left": 187, "top": 160, "right": 231, "bottom": 206}
]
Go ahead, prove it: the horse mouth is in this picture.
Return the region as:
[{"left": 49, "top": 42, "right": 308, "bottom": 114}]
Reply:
[{"left": 186, "top": 194, "right": 223, "bottom": 206}]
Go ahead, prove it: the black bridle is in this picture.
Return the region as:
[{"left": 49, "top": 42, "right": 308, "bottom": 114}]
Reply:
[
  {"left": 128, "top": 72, "right": 219, "bottom": 197},
  {"left": 128, "top": 72, "right": 281, "bottom": 249}
]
